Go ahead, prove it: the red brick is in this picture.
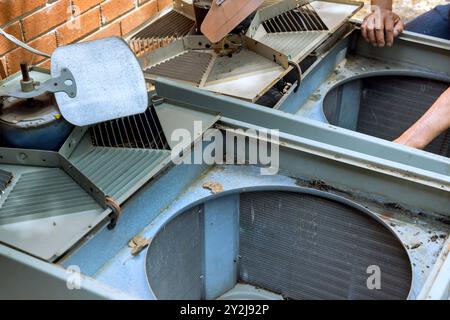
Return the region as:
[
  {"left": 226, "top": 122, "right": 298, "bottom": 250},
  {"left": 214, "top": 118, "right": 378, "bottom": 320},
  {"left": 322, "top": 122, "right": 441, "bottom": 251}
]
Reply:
[
  {"left": 0, "top": 56, "right": 7, "bottom": 79},
  {"left": 120, "top": 0, "right": 158, "bottom": 35},
  {"left": 0, "top": 0, "right": 47, "bottom": 26},
  {"left": 22, "top": 0, "right": 71, "bottom": 41},
  {"left": 5, "top": 31, "right": 57, "bottom": 74},
  {"left": 72, "top": 0, "right": 102, "bottom": 15},
  {"left": 101, "top": 0, "right": 135, "bottom": 23},
  {"left": 0, "top": 22, "right": 22, "bottom": 55},
  {"left": 83, "top": 20, "right": 121, "bottom": 41},
  {"left": 157, "top": 0, "right": 172, "bottom": 10},
  {"left": 56, "top": 7, "right": 101, "bottom": 45}
]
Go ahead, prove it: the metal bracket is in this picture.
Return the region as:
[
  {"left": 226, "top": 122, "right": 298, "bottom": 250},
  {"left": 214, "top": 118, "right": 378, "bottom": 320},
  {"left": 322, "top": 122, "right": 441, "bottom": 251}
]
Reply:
[
  {"left": 0, "top": 68, "right": 77, "bottom": 99},
  {"left": 288, "top": 60, "right": 302, "bottom": 93},
  {"left": 106, "top": 197, "right": 122, "bottom": 230}
]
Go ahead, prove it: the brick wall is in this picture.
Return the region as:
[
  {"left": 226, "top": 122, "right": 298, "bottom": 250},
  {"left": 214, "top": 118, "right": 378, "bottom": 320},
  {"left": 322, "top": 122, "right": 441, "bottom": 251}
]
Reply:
[{"left": 0, "top": 0, "right": 173, "bottom": 79}]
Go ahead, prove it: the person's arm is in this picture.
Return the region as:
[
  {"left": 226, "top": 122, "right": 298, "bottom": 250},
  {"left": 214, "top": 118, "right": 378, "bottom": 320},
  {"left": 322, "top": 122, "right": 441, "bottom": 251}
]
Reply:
[
  {"left": 371, "top": 0, "right": 393, "bottom": 10},
  {"left": 361, "top": 0, "right": 404, "bottom": 47},
  {"left": 394, "top": 88, "right": 450, "bottom": 149}
]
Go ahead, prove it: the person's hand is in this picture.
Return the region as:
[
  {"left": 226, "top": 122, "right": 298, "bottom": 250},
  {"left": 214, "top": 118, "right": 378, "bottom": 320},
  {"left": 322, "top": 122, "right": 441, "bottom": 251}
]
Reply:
[{"left": 361, "top": 7, "right": 404, "bottom": 47}]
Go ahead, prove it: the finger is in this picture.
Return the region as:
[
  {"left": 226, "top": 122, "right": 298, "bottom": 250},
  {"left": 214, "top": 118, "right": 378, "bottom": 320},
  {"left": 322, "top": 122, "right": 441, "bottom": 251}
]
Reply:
[
  {"left": 374, "top": 10, "right": 385, "bottom": 47},
  {"left": 393, "top": 17, "right": 404, "bottom": 37},
  {"left": 366, "top": 16, "right": 377, "bottom": 46},
  {"left": 385, "top": 15, "right": 394, "bottom": 46},
  {"left": 361, "top": 19, "right": 369, "bottom": 42}
]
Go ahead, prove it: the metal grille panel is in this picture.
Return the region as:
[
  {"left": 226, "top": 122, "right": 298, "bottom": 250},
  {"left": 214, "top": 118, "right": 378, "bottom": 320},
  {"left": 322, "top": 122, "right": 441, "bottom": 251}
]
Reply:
[
  {"left": 132, "top": 10, "right": 194, "bottom": 40},
  {"left": 145, "top": 51, "right": 213, "bottom": 85},
  {"left": 89, "top": 107, "right": 169, "bottom": 150},
  {"left": 129, "top": 10, "right": 195, "bottom": 56},
  {"left": 71, "top": 148, "right": 171, "bottom": 200},
  {"left": 0, "top": 169, "right": 100, "bottom": 225},
  {"left": 257, "top": 31, "right": 328, "bottom": 59},
  {"left": 239, "top": 191, "right": 412, "bottom": 300},
  {"left": 263, "top": 4, "right": 328, "bottom": 32}
]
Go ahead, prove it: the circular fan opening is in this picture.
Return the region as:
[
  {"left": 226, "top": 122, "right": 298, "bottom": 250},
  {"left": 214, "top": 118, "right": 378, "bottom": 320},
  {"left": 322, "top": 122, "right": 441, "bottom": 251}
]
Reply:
[{"left": 146, "top": 190, "right": 412, "bottom": 300}]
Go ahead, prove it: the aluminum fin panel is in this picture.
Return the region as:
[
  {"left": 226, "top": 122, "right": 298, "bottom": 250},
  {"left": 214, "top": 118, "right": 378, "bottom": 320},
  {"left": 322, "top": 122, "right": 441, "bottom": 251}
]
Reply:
[
  {"left": 0, "top": 168, "right": 101, "bottom": 225},
  {"left": 131, "top": 10, "right": 194, "bottom": 40},
  {"left": 239, "top": 191, "right": 412, "bottom": 300},
  {"left": 256, "top": 31, "right": 328, "bottom": 59},
  {"left": 71, "top": 147, "right": 171, "bottom": 201},
  {"left": 262, "top": 4, "right": 328, "bottom": 32}
]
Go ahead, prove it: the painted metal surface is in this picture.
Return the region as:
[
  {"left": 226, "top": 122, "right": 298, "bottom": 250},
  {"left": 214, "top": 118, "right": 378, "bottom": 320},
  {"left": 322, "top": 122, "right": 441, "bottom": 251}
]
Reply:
[
  {"left": 70, "top": 147, "right": 171, "bottom": 203},
  {"left": 0, "top": 23, "right": 449, "bottom": 300},
  {"left": 86, "top": 165, "right": 448, "bottom": 300},
  {"left": 0, "top": 244, "right": 137, "bottom": 300},
  {"left": 203, "top": 195, "right": 239, "bottom": 299},
  {"left": 51, "top": 37, "right": 148, "bottom": 126},
  {"left": 0, "top": 134, "right": 173, "bottom": 260},
  {"left": 155, "top": 80, "right": 450, "bottom": 193},
  {"left": 417, "top": 236, "right": 450, "bottom": 300}
]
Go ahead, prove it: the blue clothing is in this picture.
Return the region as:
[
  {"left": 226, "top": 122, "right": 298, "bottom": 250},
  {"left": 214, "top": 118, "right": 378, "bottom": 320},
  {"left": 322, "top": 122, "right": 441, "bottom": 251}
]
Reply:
[{"left": 406, "top": 4, "right": 450, "bottom": 40}]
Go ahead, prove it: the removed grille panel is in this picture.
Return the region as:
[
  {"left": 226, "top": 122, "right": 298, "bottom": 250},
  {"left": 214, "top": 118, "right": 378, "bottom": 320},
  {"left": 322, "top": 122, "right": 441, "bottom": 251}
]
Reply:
[
  {"left": 89, "top": 107, "right": 169, "bottom": 150},
  {"left": 145, "top": 51, "right": 213, "bottom": 85}
]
